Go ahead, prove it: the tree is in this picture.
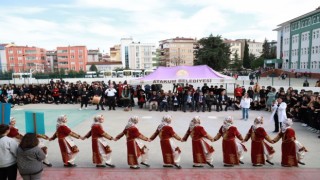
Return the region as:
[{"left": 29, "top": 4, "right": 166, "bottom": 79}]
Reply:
[
  {"left": 243, "top": 40, "right": 250, "bottom": 68},
  {"left": 261, "top": 39, "right": 271, "bottom": 59},
  {"left": 194, "top": 34, "right": 231, "bottom": 71},
  {"left": 230, "top": 50, "right": 242, "bottom": 71},
  {"left": 89, "top": 64, "right": 98, "bottom": 72},
  {"left": 251, "top": 57, "right": 264, "bottom": 69}
]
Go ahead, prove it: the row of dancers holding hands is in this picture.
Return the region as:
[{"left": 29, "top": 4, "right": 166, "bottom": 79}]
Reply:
[{"left": 7, "top": 114, "right": 308, "bottom": 169}]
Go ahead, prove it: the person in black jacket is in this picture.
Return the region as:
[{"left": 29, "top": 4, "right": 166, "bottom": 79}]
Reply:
[
  {"left": 79, "top": 87, "right": 89, "bottom": 110},
  {"left": 93, "top": 85, "right": 105, "bottom": 110}
]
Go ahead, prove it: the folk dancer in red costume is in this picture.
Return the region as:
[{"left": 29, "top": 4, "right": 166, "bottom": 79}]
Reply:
[
  {"left": 83, "top": 115, "right": 115, "bottom": 168},
  {"left": 182, "top": 116, "right": 215, "bottom": 168},
  {"left": 115, "top": 116, "right": 150, "bottom": 169},
  {"left": 243, "top": 116, "right": 275, "bottom": 166},
  {"left": 272, "top": 118, "right": 308, "bottom": 167},
  {"left": 49, "top": 115, "right": 83, "bottom": 167},
  {"left": 7, "top": 117, "right": 23, "bottom": 142},
  {"left": 150, "top": 115, "right": 182, "bottom": 169},
  {"left": 8, "top": 117, "right": 52, "bottom": 167},
  {"left": 213, "top": 116, "right": 247, "bottom": 167}
]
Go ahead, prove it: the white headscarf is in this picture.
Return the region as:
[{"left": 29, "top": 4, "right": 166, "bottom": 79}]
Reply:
[
  {"left": 253, "top": 116, "right": 263, "bottom": 130},
  {"left": 92, "top": 114, "right": 103, "bottom": 126},
  {"left": 189, "top": 116, "right": 201, "bottom": 131},
  {"left": 222, "top": 116, "right": 233, "bottom": 132},
  {"left": 9, "top": 117, "right": 15, "bottom": 126},
  {"left": 157, "top": 115, "right": 172, "bottom": 130},
  {"left": 282, "top": 118, "right": 293, "bottom": 133},
  {"left": 125, "top": 115, "right": 139, "bottom": 129},
  {"left": 56, "top": 115, "right": 67, "bottom": 129}
]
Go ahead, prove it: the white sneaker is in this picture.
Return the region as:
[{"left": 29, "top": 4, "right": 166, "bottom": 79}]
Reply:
[
  {"left": 85, "top": 107, "right": 88, "bottom": 110},
  {"left": 316, "top": 130, "right": 320, "bottom": 134},
  {"left": 79, "top": 108, "right": 82, "bottom": 110},
  {"left": 301, "top": 123, "right": 307, "bottom": 127}
]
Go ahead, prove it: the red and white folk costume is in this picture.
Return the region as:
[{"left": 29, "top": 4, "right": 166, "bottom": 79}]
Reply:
[
  {"left": 84, "top": 115, "right": 115, "bottom": 168},
  {"left": 182, "top": 116, "right": 215, "bottom": 168},
  {"left": 115, "top": 116, "right": 150, "bottom": 169},
  {"left": 7, "top": 117, "right": 23, "bottom": 142},
  {"left": 244, "top": 116, "right": 275, "bottom": 166},
  {"left": 150, "top": 115, "right": 182, "bottom": 168},
  {"left": 213, "top": 116, "right": 247, "bottom": 167},
  {"left": 49, "top": 115, "right": 82, "bottom": 167},
  {"left": 273, "top": 118, "right": 308, "bottom": 167}
]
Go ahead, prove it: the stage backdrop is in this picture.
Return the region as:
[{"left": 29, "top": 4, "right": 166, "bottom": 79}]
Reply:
[{"left": 134, "top": 65, "right": 235, "bottom": 84}]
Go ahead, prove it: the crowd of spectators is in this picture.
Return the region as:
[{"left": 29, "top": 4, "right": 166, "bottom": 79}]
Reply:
[{"left": 0, "top": 78, "right": 319, "bottom": 138}]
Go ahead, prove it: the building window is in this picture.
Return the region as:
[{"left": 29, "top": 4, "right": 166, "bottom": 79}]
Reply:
[
  {"left": 316, "top": 46, "right": 319, "bottom": 54},
  {"left": 9, "top": 56, "right": 14, "bottom": 60},
  {"left": 79, "top": 55, "right": 83, "bottom": 59},
  {"left": 8, "top": 50, "right": 13, "bottom": 54},
  {"left": 71, "top": 55, "right": 74, "bottom": 59},
  {"left": 312, "top": 47, "right": 315, "bottom": 54},
  {"left": 79, "top": 50, "right": 83, "bottom": 54}
]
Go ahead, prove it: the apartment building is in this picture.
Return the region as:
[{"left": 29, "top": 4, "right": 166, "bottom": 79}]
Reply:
[
  {"left": 0, "top": 44, "right": 7, "bottom": 72},
  {"left": 110, "top": 45, "right": 121, "bottom": 62},
  {"left": 5, "top": 45, "right": 46, "bottom": 73},
  {"left": 88, "top": 49, "right": 102, "bottom": 62},
  {"left": 236, "top": 39, "right": 263, "bottom": 59},
  {"left": 120, "top": 38, "right": 156, "bottom": 69},
  {"left": 56, "top": 46, "right": 87, "bottom": 72},
  {"left": 46, "top": 50, "right": 56, "bottom": 72},
  {"left": 274, "top": 7, "right": 320, "bottom": 73},
  {"left": 159, "top": 37, "right": 196, "bottom": 67}
]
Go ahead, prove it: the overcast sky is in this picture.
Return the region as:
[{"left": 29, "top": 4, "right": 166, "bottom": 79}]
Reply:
[{"left": 0, "top": 0, "right": 319, "bottom": 53}]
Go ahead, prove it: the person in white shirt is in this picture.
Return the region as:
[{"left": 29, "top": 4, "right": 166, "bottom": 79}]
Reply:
[
  {"left": 105, "top": 84, "right": 117, "bottom": 110},
  {"left": 240, "top": 93, "right": 252, "bottom": 121},
  {"left": 277, "top": 98, "right": 287, "bottom": 131},
  {"left": 0, "top": 124, "right": 19, "bottom": 180}
]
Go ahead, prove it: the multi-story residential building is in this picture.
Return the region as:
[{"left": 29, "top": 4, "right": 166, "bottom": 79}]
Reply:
[
  {"left": 127, "top": 42, "right": 155, "bottom": 70},
  {"left": 56, "top": 46, "right": 87, "bottom": 72},
  {"left": 274, "top": 7, "right": 320, "bottom": 73},
  {"left": 0, "top": 44, "right": 8, "bottom": 72},
  {"left": 46, "top": 50, "right": 57, "bottom": 72},
  {"left": 159, "top": 37, "right": 196, "bottom": 67},
  {"left": 120, "top": 38, "right": 133, "bottom": 69},
  {"left": 120, "top": 38, "right": 156, "bottom": 69},
  {"left": 110, "top": 45, "right": 121, "bottom": 62},
  {"left": 224, "top": 39, "right": 242, "bottom": 61},
  {"left": 5, "top": 45, "right": 46, "bottom": 73},
  {"left": 88, "top": 49, "right": 102, "bottom": 62},
  {"left": 237, "top": 39, "right": 263, "bottom": 59}
]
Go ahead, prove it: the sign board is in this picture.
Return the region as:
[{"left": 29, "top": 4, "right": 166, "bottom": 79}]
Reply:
[
  {"left": 25, "top": 111, "right": 45, "bottom": 134},
  {"left": 0, "top": 103, "right": 11, "bottom": 125},
  {"left": 237, "top": 76, "right": 250, "bottom": 81}
]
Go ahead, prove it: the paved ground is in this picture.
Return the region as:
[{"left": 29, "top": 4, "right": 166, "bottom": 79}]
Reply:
[
  {"left": 7, "top": 77, "right": 320, "bottom": 179},
  {"left": 11, "top": 103, "right": 320, "bottom": 170}
]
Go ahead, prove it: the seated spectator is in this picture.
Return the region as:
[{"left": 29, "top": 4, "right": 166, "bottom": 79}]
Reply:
[
  {"left": 205, "top": 91, "right": 217, "bottom": 112},
  {"left": 149, "top": 91, "right": 159, "bottom": 111},
  {"left": 183, "top": 91, "right": 194, "bottom": 112}
]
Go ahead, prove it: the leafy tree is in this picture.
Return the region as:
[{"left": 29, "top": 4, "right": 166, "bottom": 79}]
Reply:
[
  {"left": 194, "top": 34, "right": 231, "bottom": 71},
  {"left": 68, "top": 70, "right": 77, "bottom": 78},
  {"left": 243, "top": 40, "right": 250, "bottom": 68},
  {"left": 251, "top": 57, "right": 264, "bottom": 69},
  {"left": 261, "top": 39, "right": 271, "bottom": 59},
  {"left": 89, "top": 64, "right": 98, "bottom": 72},
  {"left": 78, "top": 70, "right": 86, "bottom": 78},
  {"left": 230, "top": 50, "right": 242, "bottom": 71}
]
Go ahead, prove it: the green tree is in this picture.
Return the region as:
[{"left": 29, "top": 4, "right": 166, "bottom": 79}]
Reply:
[
  {"left": 194, "top": 34, "right": 231, "bottom": 71},
  {"left": 89, "top": 64, "right": 98, "bottom": 72},
  {"left": 230, "top": 50, "right": 242, "bottom": 71},
  {"left": 78, "top": 70, "right": 86, "bottom": 78},
  {"left": 251, "top": 57, "right": 264, "bottom": 69},
  {"left": 243, "top": 40, "right": 250, "bottom": 68},
  {"left": 261, "top": 39, "right": 271, "bottom": 59}
]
